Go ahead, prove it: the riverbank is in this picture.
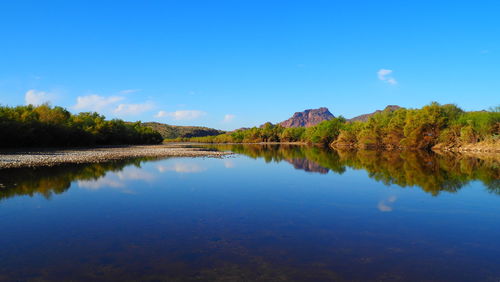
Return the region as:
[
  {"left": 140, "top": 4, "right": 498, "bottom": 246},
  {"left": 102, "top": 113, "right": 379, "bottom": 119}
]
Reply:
[
  {"left": 0, "top": 145, "right": 231, "bottom": 169},
  {"left": 331, "top": 139, "right": 500, "bottom": 153},
  {"left": 172, "top": 140, "right": 500, "bottom": 154},
  {"left": 432, "top": 140, "right": 500, "bottom": 153}
]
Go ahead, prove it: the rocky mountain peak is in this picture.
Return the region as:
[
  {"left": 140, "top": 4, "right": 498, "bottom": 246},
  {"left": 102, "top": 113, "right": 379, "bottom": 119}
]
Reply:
[{"left": 279, "top": 107, "right": 334, "bottom": 128}]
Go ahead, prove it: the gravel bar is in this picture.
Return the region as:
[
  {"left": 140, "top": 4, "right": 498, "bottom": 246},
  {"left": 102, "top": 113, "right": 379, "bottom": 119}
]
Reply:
[{"left": 0, "top": 145, "right": 231, "bottom": 169}]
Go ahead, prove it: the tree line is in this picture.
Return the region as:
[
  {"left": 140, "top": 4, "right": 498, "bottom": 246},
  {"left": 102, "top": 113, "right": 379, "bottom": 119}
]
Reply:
[
  {"left": 181, "top": 103, "right": 499, "bottom": 150},
  {"left": 0, "top": 104, "right": 163, "bottom": 147}
]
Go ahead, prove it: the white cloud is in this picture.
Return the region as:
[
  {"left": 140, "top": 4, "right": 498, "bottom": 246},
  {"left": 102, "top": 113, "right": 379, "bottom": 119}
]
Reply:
[
  {"left": 119, "top": 89, "right": 141, "bottom": 94},
  {"left": 386, "top": 78, "right": 397, "bottom": 85},
  {"left": 377, "top": 69, "right": 392, "bottom": 80},
  {"left": 74, "top": 94, "right": 124, "bottom": 111},
  {"left": 24, "top": 89, "right": 53, "bottom": 106},
  {"left": 155, "top": 111, "right": 168, "bottom": 117},
  {"left": 114, "top": 102, "right": 154, "bottom": 115},
  {"left": 377, "top": 69, "right": 397, "bottom": 85},
  {"left": 156, "top": 110, "right": 206, "bottom": 120},
  {"left": 223, "top": 114, "right": 235, "bottom": 123}
]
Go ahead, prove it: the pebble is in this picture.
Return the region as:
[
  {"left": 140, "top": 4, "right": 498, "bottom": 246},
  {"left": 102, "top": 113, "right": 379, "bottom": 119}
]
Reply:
[{"left": 0, "top": 145, "right": 231, "bottom": 169}]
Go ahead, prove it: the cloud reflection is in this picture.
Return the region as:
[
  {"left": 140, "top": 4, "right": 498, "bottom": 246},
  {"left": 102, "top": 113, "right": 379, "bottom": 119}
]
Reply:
[
  {"left": 78, "top": 167, "right": 154, "bottom": 191},
  {"left": 223, "top": 160, "right": 235, "bottom": 168},
  {"left": 78, "top": 178, "right": 124, "bottom": 190},
  {"left": 116, "top": 169, "right": 155, "bottom": 181},
  {"left": 377, "top": 195, "right": 397, "bottom": 212},
  {"left": 156, "top": 163, "right": 206, "bottom": 173}
]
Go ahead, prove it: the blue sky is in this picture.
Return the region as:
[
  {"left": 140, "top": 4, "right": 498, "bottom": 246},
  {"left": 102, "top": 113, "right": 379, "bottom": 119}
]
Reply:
[{"left": 0, "top": 0, "right": 498, "bottom": 130}]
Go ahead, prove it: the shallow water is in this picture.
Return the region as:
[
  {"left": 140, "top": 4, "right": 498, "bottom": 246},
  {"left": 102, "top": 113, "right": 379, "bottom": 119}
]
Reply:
[{"left": 0, "top": 145, "right": 499, "bottom": 281}]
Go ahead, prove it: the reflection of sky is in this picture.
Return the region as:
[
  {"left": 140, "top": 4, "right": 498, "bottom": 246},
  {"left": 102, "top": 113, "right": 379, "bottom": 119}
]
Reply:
[
  {"left": 3, "top": 154, "right": 500, "bottom": 281},
  {"left": 223, "top": 159, "right": 235, "bottom": 168},
  {"left": 78, "top": 166, "right": 155, "bottom": 191},
  {"left": 78, "top": 178, "right": 125, "bottom": 190},
  {"left": 78, "top": 160, "right": 209, "bottom": 191},
  {"left": 377, "top": 195, "right": 397, "bottom": 212},
  {"left": 156, "top": 162, "right": 207, "bottom": 173}
]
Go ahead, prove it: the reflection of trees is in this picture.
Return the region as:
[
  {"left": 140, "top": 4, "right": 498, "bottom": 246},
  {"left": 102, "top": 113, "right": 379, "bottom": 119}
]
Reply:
[
  {"left": 335, "top": 150, "right": 471, "bottom": 195},
  {"left": 0, "top": 157, "right": 159, "bottom": 201},
  {"left": 209, "top": 144, "right": 500, "bottom": 196},
  {"left": 1, "top": 146, "right": 498, "bottom": 200},
  {"left": 209, "top": 144, "right": 346, "bottom": 174}
]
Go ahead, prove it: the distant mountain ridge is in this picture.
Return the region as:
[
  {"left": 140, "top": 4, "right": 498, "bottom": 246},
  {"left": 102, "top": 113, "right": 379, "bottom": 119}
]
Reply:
[
  {"left": 150, "top": 105, "right": 405, "bottom": 138},
  {"left": 142, "top": 122, "right": 225, "bottom": 139},
  {"left": 348, "top": 105, "right": 402, "bottom": 122},
  {"left": 278, "top": 107, "right": 335, "bottom": 128}
]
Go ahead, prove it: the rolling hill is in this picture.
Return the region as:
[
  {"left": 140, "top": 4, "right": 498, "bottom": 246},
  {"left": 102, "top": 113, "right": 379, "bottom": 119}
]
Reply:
[{"left": 142, "top": 122, "right": 225, "bottom": 139}]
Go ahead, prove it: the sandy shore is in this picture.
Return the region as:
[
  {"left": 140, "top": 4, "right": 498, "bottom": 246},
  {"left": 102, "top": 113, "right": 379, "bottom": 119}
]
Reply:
[{"left": 0, "top": 145, "right": 231, "bottom": 169}]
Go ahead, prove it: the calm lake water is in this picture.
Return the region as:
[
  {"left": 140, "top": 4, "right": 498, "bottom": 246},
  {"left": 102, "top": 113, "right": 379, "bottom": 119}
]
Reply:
[{"left": 1, "top": 145, "right": 499, "bottom": 281}]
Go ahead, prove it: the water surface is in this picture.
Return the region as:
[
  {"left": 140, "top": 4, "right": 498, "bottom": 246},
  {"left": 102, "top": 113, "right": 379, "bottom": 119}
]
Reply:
[{"left": 0, "top": 145, "right": 499, "bottom": 281}]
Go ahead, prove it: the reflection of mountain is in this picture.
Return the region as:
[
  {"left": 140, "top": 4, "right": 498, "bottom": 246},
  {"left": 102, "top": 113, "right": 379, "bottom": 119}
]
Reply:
[
  {"left": 209, "top": 144, "right": 345, "bottom": 175},
  {"left": 287, "top": 158, "right": 329, "bottom": 174},
  {"left": 205, "top": 144, "right": 500, "bottom": 196}
]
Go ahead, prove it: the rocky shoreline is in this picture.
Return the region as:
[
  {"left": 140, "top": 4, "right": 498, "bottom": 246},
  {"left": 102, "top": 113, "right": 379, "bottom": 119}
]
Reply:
[
  {"left": 0, "top": 145, "right": 231, "bottom": 169},
  {"left": 331, "top": 140, "right": 500, "bottom": 154},
  {"left": 432, "top": 141, "right": 500, "bottom": 154}
]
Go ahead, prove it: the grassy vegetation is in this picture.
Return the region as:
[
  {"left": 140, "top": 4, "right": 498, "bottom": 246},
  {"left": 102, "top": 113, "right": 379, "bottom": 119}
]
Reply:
[
  {"left": 0, "top": 104, "right": 163, "bottom": 147},
  {"left": 184, "top": 103, "right": 500, "bottom": 151}
]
